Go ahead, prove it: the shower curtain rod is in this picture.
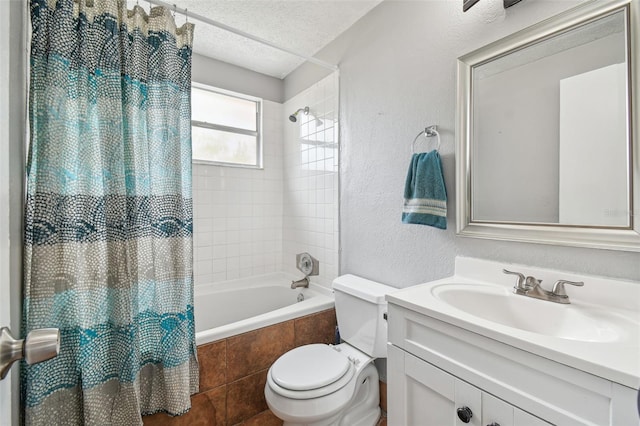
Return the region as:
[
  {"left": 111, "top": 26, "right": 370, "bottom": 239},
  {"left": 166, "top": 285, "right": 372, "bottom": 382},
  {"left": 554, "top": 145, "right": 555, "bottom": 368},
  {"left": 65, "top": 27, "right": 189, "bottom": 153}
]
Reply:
[{"left": 144, "top": 0, "right": 339, "bottom": 73}]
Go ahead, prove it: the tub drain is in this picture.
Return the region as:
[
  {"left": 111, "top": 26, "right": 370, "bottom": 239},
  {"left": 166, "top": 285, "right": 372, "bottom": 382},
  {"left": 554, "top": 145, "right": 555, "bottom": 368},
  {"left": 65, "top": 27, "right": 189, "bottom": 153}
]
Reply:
[{"left": 297, "top": 293, "right": 305, "bottom": 302}]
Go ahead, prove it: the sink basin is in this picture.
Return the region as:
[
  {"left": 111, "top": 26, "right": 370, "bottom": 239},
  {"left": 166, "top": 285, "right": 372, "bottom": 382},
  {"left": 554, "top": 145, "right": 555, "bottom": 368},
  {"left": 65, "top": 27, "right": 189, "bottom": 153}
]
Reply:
[{"left": 431, "top": 283, "right": 638, "bottom": 343}]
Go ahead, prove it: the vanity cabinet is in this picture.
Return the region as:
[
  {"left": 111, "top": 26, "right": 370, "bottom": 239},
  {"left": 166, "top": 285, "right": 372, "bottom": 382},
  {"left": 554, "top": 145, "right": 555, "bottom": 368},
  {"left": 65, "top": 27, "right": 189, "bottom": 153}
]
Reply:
[
  {"left": 388, "top": 344, "right": 549, "bottom": 426},
  {"left": 387, "top": 304, "right": 639, "bottom": 426}
]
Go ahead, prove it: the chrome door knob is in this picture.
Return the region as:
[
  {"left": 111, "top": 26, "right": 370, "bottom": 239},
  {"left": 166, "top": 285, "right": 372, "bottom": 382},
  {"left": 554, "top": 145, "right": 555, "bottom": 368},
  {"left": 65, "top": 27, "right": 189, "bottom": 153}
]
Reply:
[
  {"left": 0, "top": 327, "right": 60, "bottom": 380},
  {"left": 23, "top": 328, "right": 60, "bottom": 365}
]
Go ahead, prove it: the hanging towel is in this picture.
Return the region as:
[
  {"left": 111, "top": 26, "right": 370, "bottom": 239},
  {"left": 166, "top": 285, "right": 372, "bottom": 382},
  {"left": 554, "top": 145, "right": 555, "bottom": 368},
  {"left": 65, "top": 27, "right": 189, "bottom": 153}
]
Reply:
[{"left": 402, "top": 150, "right": 447, "bottom": 229}]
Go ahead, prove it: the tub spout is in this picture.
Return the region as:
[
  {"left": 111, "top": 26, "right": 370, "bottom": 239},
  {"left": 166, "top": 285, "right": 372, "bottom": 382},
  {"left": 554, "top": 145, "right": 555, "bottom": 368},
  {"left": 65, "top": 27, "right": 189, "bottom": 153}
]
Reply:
[{"left": 291, "top": 277, "right": 309, "bottom": 289}]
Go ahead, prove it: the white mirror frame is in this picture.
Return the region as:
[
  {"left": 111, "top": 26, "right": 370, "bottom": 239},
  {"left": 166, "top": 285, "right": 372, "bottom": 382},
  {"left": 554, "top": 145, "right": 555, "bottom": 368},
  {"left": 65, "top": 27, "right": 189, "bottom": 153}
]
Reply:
[{"left": 456, "top": 0, "right": 640, "bottom": 252}]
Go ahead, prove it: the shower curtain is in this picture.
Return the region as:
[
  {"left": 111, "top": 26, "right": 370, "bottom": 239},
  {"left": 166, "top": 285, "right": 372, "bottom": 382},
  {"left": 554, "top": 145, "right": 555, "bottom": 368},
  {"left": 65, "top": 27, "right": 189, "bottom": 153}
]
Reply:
[{"left": 23, "top": 0, "right": 198, "bottom": 424}]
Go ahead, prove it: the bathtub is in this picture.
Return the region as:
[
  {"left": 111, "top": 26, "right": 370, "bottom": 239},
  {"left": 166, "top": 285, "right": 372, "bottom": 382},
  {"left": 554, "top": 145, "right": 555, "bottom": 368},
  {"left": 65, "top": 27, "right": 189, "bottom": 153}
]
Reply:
[{"left": 194, "top": 273, "right": 335, "bottom": 345}]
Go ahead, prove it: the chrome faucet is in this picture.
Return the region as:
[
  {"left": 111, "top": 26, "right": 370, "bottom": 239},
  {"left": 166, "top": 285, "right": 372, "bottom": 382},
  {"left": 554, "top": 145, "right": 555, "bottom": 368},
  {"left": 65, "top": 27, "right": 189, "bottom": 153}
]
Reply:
[
  {"left": 550, "top": 279, "right": 585, "bottom": 302},
  {"left": 291, "top": 277, "right": 309, "bottom": 289},
  {"left": 502, "top": 269, "right": 583, "bottom": 304},
  {"left": 502, "top": 269, "right": 528, "bottom": 295}
]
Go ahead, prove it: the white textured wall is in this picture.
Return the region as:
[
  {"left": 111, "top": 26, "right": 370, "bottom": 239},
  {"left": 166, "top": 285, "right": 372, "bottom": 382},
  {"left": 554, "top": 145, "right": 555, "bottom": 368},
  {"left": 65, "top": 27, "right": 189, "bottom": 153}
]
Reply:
[
  {"left": 192, "top": 53, "right": 284, "bottom": 103},
  {"left": 282, "top": 73, "right": 340, "bottom": 288},
  {"left": 286, "top": 0, "right": 640, "bottom": 287}
]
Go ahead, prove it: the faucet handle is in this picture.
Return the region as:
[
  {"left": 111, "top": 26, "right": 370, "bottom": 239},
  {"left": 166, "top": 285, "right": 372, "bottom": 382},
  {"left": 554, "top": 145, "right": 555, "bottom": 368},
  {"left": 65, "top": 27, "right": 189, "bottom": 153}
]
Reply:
[
  {"left": 551, "top": 280, "right": 584, "bottom": 297},
  {"left": 503, "top": 269, "right": 525, "bottom": 288}
]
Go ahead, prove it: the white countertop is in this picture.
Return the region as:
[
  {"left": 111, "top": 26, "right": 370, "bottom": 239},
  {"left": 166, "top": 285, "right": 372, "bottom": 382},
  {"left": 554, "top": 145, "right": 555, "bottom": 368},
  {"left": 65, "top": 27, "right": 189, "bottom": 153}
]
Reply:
[{"left": 386, "top": 257, "right": 640, "bottom": 389}]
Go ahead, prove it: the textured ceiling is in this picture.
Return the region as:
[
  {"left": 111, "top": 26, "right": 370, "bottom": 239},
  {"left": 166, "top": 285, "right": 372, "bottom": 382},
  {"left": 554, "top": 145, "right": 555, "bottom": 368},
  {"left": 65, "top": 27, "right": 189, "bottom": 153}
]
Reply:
[{"left": 165, "top": 0, "right": 383, "bottom": 78}]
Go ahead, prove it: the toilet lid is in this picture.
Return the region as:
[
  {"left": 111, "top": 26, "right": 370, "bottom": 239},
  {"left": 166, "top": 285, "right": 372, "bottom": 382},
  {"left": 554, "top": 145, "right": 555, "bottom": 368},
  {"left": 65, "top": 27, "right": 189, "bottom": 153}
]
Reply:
[{"left": 270, "top": 344, "right": 351, "bottom": 391}]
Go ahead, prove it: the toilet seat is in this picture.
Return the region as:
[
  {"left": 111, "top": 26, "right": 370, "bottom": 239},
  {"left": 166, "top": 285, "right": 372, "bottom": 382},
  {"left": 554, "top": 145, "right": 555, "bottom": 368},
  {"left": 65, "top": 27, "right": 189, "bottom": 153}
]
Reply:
[
  {"left": 267, "top": 344, "right": 356, "bottom": 400},
  {"left": 272, "top": 344, "right": 351, "bottom": 390}
]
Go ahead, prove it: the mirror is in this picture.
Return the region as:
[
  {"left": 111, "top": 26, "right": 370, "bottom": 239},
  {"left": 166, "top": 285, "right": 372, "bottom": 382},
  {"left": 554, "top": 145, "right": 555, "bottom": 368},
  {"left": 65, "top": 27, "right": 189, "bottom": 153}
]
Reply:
[
  {"left": 456, "top": 0, "right": 640, "bottom": 251},
  {"left": 473, "top": 10, "right": 629, "bottom": 227}
]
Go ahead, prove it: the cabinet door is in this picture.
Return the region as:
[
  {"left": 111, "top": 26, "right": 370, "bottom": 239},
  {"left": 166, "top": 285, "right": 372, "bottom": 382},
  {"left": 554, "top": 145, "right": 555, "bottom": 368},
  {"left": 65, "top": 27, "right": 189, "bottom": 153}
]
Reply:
[
  {"left": 611, "top": 383, "right": 640, "bottom": 426},
  {"left": 483, "top": 392, "right": 513, "bottom": 426},
  {"left": 388, "top": 345, "right": 482, "bottom": 426}
]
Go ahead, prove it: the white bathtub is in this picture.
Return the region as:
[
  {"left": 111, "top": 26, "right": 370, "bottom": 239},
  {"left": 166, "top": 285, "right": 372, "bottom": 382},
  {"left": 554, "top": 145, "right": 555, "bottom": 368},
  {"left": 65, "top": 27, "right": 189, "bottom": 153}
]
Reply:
[{"left": 194, "top": 273, "right": 335, "bottom": 345}]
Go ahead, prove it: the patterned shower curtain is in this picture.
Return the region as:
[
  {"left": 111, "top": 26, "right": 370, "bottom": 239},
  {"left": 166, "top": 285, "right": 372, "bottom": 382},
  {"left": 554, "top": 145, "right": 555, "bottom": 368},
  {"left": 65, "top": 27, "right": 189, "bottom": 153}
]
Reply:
[{"left": 23, "top": 0, "right": 198, "bottom": 424}]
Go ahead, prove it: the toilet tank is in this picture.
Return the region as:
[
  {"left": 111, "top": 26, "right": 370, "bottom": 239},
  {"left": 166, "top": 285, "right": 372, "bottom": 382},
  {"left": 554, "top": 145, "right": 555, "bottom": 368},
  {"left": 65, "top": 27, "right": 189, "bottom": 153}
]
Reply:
[{"left": 332, "top": 274, "right": 397, "bottom": 358}]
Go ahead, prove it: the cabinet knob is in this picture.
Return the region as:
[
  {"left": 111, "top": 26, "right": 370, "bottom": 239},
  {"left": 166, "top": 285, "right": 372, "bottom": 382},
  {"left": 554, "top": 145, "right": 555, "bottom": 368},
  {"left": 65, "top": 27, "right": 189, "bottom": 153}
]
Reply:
[
  {"left": 486, "top": 423, "right": 501, "bottom": 426},
  {"left": 456, "top": 406, "right": 473, "bottom": 423}
]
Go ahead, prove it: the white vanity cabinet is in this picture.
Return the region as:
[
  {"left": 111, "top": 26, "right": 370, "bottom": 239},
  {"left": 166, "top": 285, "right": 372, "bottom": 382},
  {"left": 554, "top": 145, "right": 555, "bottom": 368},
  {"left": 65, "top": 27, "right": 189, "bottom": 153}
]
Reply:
[
  {"left": 388, "top": 344, "right": 550, "bottom": 426},
  {"left": 386, "top": 303, "right": 639, "bottom": 426}
]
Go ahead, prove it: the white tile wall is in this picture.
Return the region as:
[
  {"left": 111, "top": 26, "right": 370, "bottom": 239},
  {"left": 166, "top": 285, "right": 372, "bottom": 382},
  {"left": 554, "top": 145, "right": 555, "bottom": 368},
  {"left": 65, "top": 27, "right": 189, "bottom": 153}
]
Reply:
[
  {"left": 192, "top": 74, "right": 340, "bottom": 288},
  {"left": 283, "top": 73, "right": 340, "bottom": 288},
  {"left": 192, "top": 100, "right": 284, "bottom": 285}
]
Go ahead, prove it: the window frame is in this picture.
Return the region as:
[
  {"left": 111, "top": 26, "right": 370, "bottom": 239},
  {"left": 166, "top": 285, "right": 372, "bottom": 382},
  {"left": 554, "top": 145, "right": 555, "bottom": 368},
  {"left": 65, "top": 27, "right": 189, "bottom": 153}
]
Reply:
[{"left": 191, "top": 82, "right": 263, "bottom": 169}]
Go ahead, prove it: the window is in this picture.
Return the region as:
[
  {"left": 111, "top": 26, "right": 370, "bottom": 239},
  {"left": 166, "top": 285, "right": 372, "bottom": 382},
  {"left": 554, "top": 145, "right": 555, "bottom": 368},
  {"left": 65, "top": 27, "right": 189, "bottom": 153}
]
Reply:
[{"left": 191, "top": 83, "right": 261, "bottom": 167}]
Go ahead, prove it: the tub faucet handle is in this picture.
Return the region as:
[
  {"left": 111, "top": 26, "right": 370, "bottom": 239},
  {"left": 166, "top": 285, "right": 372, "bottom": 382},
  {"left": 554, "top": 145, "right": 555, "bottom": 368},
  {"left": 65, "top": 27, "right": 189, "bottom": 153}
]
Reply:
[{"left": 296, "top": 253, "right": 319, "bottom": 276}]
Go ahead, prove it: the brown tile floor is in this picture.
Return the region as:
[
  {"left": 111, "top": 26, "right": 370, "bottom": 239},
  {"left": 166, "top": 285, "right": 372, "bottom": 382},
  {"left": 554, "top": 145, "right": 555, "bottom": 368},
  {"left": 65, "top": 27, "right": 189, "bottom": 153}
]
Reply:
[
  {"left": 239, "top": 409, "right": 283, "bottom": 426},
  {"left": 378, "top": 380, "right": 388, "bottom": 426},
  {"left": 203, "top": 386, "right": 226, "bottom": 426},
  {"left": 379, "top": 381, "right": 387, "bottom": 413}
]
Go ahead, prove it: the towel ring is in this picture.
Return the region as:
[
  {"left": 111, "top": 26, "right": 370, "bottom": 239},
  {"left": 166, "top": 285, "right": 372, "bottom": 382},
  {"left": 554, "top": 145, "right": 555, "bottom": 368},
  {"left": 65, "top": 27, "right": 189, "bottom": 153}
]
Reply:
[{"left": 411, "top": 125, "right": 440, "bottom": 154}]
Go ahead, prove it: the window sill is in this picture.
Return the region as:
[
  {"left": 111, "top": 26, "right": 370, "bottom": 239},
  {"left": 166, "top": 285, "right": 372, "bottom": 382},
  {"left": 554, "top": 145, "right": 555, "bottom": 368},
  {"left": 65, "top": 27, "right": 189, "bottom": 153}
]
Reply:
[{"left": 192, "top": 159, "right": 263, "bottom": 170}]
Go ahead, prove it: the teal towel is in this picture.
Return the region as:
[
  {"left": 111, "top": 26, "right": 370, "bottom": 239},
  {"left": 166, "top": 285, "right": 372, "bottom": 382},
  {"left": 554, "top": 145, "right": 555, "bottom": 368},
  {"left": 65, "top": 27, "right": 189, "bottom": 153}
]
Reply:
[{"left": 402, "top": 151, "right": 447, "bottom": 229}]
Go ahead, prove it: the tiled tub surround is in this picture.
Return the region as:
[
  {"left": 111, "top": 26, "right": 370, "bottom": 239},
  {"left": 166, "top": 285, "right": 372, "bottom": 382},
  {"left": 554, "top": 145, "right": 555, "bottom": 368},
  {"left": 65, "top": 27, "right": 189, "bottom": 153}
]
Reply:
[
  {"left": 193, "top": 72, "right": 341, "bottom": 290},
  {"left": 192, "top": 101, "right": 284, "bottom": 285},
  {"left": 283, "top": 73, "right": 340, "bottom": 288},
  {"left": 143, "top": 308, "right": 338, "bottom": 426}
]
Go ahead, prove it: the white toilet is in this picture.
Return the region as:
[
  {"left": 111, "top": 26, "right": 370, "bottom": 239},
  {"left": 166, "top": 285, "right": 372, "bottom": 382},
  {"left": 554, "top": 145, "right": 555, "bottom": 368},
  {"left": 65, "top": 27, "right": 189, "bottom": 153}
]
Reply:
[{"left": 265, "top": 274, "right": 395, "bottom": 426}]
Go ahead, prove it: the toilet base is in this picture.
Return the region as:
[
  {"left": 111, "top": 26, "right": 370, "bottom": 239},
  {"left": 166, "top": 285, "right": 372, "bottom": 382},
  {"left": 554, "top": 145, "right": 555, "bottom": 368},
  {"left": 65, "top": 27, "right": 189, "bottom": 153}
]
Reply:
[
  {"left": 272, "top": 362, "right": 381, "bottom": 426},
  {"left": 282, "top": 407, "right": 379, "bottom": 426}
]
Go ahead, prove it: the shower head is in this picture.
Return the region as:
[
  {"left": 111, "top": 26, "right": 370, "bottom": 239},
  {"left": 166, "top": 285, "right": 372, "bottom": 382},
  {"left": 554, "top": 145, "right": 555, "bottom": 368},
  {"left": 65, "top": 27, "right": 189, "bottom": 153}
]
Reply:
[{"left": 289, "top": 106, "right": 309, "bottom": 123}]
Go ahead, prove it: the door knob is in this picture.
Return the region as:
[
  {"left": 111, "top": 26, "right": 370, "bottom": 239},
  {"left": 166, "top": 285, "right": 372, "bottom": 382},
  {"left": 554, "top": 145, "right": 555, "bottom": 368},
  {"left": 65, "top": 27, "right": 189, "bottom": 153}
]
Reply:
[{"left": 0, "top": 327, "right": 60, "bottom": 380}]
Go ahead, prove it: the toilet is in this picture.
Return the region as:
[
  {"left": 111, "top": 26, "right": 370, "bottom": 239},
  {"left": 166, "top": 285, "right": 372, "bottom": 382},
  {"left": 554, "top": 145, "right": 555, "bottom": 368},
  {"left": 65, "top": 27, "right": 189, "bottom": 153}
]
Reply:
[{"left": 265, "top": 274, "right": 395, "bottom": 426}]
